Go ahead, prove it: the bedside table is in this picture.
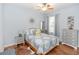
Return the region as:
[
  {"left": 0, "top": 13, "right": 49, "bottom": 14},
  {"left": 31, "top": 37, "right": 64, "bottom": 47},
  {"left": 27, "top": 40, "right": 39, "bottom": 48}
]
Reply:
[{"left": 15, "top": 36, "right": 25, "bottom": 47}]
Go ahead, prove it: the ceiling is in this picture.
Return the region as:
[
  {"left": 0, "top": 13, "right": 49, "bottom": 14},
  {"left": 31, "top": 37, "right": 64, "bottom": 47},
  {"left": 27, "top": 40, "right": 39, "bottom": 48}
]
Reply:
[{"left": 17, "top": 3, "right": 79, "bottom": 11}]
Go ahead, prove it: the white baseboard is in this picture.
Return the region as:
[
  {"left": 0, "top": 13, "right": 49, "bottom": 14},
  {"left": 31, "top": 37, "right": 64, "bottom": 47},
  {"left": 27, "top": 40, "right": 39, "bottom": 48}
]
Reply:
[
  {"left": 4, "top": 43, "right": 16, "bottom": 48},
  {"left": 0, "top": 48, "right": 4, "bottom": 52},
  {"left": 4, "top": 42, "right": 24, "bottom": 48},
  {"left": 62, "top": 42, "right": 77, "bottom": 50},
  {"left": 0, "top": 43, "right": 16, "bottom": 52}
]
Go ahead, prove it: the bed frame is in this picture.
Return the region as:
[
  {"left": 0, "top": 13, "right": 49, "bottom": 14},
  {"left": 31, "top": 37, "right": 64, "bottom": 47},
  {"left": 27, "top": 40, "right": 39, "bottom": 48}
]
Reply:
[{"left": 25, "top": 40, "right": 57, "bottom": 55}]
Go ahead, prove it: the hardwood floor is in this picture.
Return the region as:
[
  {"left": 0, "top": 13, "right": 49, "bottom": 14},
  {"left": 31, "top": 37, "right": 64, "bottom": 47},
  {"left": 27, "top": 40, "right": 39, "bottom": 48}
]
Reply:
[
  {"left": 16, "top": 45, "right": 32, "bottom": 55},
  {"left": 5, "top": 44, "right": 79, "bottom": 55},
  {"left": 47, "top": 44, "right": 78, "bottom": 55}
]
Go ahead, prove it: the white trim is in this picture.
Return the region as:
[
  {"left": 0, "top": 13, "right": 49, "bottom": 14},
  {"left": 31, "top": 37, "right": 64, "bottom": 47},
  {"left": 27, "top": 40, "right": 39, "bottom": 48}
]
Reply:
[
  {"left": 62, "top": 42, "right": 77, "bottom": 50},
  {"left": 0, "top": 48, "right": 4, "bottom": 52},
  {"left": 4, "top": 42, "right": 24, "bottom": 48},
  {"left": 4, "top": 43, "right": 16, "bottom": 48},
  {"left": 4, "top": 41, "right": 25, "bottom": 48}
]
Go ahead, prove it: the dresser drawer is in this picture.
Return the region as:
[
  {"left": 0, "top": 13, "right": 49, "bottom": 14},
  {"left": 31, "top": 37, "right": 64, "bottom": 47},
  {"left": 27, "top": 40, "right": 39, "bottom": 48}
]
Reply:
[{"left": 62, "top": 29, "right": 78, "bottom": 47}]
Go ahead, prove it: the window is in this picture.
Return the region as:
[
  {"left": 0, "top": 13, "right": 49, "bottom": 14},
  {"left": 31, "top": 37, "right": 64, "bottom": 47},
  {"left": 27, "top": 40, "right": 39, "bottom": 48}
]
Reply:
[{"left": 48, "top": 16, "right": 55, "bottom": 35}]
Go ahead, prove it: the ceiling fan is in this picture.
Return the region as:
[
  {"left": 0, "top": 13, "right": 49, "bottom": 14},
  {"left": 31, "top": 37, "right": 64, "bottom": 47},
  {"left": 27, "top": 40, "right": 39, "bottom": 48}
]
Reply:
[{"left": 36, "top": 3, "right": 54, "bottom": 12}]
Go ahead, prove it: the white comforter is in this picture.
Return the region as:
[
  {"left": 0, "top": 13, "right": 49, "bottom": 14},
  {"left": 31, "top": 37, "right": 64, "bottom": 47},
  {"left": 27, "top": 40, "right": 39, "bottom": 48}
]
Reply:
[{"left": 26, "top": 33, "right": 58, "bottom": 54}]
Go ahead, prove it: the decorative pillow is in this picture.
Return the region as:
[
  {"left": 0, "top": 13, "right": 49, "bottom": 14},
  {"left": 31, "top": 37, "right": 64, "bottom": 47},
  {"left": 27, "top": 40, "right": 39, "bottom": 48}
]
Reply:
[{"left": 35, "top": 29, "right": 41, "bottom": 36}]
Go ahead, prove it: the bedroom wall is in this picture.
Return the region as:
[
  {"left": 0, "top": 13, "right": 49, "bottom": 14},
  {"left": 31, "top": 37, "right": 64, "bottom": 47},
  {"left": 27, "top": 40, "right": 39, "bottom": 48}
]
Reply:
[
  {"left": 3, "top": 4, "right": 44, "bottom": 46},
  {"left": 2, "top": 3, "right": 79, "bottom": 47},
  {"left": 0, "top": 4, "right": 4, "bottom": 52},
  {"left": 49, "top": 5, "right": 79, "bottom": 47}
]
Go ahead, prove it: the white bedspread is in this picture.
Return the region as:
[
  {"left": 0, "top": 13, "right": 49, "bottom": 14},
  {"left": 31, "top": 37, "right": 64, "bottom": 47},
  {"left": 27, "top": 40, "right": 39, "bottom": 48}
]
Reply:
[{"left": 26, "top": 33, "right": 58, "bottom": 54}]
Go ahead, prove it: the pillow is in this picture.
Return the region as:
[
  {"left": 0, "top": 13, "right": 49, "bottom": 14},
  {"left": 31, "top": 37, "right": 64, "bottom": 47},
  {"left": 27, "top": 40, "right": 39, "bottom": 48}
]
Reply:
[
  {"left": 35, "top": 29, "right": 41, "bottom": 36},
  {"left": 29, "top": 28, "right": 36, "bottom": 35}
]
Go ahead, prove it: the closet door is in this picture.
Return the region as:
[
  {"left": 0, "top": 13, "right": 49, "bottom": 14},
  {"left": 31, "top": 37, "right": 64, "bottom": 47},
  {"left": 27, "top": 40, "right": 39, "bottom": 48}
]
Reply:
[{"left": 48, "top": 16, "right": 55, "bottom": 35}]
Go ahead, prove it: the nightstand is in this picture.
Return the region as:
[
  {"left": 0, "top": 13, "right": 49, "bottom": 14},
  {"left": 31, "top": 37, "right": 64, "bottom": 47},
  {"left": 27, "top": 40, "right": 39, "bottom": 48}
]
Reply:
[{"left": 15, "top": 36, "right": 25, "bottom": 47}]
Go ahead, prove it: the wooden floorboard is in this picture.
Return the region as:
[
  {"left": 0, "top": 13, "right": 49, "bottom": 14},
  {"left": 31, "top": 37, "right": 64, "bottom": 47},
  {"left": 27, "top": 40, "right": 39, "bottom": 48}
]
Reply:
[
  {"left": 47, "top": 44, "right": 77, "bottom": 55},
  {"left": 5, "top": 44, "right": 79, "bottom": 55}
]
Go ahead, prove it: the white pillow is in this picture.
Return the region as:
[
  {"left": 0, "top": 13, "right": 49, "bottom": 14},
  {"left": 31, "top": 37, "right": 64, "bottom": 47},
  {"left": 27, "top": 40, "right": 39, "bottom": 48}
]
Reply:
[{"left": 29, "top": 28, "right": 36, "bottom": 35}]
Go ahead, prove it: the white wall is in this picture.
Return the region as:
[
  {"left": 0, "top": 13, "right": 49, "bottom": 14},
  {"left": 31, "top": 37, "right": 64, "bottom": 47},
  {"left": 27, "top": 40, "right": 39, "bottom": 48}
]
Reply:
[
  {"left": 58, "top": 6, "right": 79, "bottom": 47},
  {"left": 0, "top": 4, "right": 4, "bottom": 52},
  {"left": 49, "top": 5, "right": 79, "bottom": 46},
  {"left": 3, "top": 4, "right": 44, "bottom": 46},
  {"left": 57, "top": 5, "right": 79, "bottom": 43},
  {"left": 2, "top": 4, "right": 79, "bottom": 47}
]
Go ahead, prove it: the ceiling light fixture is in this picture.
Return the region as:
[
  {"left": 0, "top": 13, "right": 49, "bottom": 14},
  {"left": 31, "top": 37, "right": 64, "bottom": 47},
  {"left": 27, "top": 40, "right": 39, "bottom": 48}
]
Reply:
[{"left": 36, "top": 3, "right": 54, "bottom": 12}]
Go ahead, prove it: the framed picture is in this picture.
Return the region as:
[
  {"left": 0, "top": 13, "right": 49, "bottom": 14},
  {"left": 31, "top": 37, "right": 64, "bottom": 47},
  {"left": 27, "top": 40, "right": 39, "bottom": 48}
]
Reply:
[{"left": 67, "top": 16, "right": 74, "bottom": 30}]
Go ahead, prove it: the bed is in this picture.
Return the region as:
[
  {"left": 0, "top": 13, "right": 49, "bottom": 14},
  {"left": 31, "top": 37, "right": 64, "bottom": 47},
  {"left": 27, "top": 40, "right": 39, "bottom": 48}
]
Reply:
[{"left": 25, "top": 29, "right": 59, "bottom": 55}]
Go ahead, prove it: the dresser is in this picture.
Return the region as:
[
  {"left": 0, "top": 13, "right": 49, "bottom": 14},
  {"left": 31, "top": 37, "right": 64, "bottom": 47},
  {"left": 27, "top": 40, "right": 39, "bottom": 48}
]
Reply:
[{"left": 62, "top": 29, "right": 78, "bottom": 49}]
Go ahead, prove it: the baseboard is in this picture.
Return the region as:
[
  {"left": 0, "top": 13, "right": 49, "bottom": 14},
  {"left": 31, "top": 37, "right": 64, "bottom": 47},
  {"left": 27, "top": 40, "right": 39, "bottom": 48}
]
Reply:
[
  {"left": 62, "top": 42, "right": 77, "bottom": 50},
  {"left": 0, "top": 43, "right": 16, "bottom": 52},
  {"left": 3, "top": 42, "right": 24, "bottom": 48},
  {"left": 4, "top": 43, "right": 17, "bottom": 48},
  {"left": 0, "top": 48, "right": 4, "bottom": 52}
]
